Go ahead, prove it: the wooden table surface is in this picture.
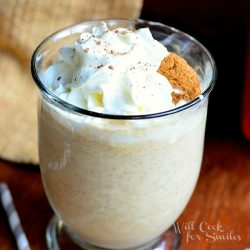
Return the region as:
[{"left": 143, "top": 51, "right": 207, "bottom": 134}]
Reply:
[{"left": 0, "top": 138, "right": 249, "bottom": 250}]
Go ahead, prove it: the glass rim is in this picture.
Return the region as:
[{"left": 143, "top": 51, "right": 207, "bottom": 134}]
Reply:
[{"left": 31, "top": 18, "right": 217, "bottom": 120}]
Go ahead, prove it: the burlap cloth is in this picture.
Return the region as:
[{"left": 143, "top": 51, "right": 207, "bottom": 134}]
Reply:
[{"left": 0, "top": 0, "right": 143, "bottom": 164}]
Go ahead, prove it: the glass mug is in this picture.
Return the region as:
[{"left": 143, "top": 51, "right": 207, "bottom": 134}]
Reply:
[{"left": 31, "top": 19, "right": 216, "bottom": 250}]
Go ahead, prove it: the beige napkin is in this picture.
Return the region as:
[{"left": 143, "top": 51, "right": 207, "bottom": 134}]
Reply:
[{"left": 0, "top": 0, "right": 143, "bottom": 164}]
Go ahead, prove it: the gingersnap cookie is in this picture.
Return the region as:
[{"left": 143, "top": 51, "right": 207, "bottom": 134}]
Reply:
[{"left": 158, "top": 52, "right": 201, "bottom": 104}]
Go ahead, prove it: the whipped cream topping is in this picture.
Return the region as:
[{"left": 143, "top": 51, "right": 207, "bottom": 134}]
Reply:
[{"left": 42, "top": 22, "right": 175, "bottom": 115}]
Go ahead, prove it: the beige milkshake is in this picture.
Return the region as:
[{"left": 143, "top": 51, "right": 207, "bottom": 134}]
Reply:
[
  {"left": 33, "top": 20, "right": 215, "bottom": 250},
  {"left": 39, "top": 99, "right": 207, "bottom": 249}
]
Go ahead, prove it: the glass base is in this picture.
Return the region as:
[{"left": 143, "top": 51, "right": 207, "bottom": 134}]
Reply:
[{"left": 46, "top": 216, "right": 180, "bottom": 250}]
